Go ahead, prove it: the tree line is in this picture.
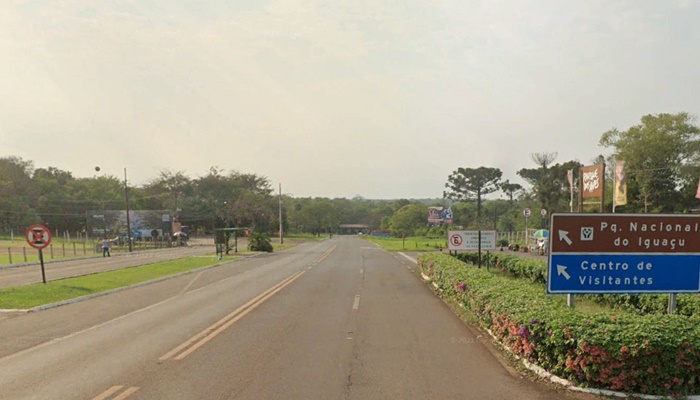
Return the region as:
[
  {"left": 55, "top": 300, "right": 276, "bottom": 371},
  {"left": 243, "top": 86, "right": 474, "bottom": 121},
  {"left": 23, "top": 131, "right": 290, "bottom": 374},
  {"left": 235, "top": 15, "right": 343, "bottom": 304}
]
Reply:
[
  {"left": 1, "top": 112, "right": 697, "bottom": 238},
  {"left": 445, "top": 112, "right": 699, "bottom": 228}
]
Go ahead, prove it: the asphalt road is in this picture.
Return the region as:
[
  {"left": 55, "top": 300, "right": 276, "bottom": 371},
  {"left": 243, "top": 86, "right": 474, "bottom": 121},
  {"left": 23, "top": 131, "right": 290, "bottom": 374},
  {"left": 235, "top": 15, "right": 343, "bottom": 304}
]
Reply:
[{"left": 0, "top": 237, "right": 601, "bottom": 400}]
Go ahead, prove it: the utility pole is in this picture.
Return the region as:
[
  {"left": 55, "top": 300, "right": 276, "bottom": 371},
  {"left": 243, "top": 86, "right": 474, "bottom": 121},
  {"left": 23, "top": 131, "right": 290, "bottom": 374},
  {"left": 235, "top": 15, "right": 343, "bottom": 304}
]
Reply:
[
  {"left": 124, "top": 168, "right": 133, "bottom": 252},
  {"left": 279, "top": 183, "right": 283, "bottom": 244}
]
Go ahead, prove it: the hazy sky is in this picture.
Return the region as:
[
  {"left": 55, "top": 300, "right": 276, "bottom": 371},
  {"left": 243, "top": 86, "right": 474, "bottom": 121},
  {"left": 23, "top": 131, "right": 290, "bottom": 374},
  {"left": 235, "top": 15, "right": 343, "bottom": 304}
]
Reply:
[{"left": 2, "top": 1, "right": 699, "bottom": 199}]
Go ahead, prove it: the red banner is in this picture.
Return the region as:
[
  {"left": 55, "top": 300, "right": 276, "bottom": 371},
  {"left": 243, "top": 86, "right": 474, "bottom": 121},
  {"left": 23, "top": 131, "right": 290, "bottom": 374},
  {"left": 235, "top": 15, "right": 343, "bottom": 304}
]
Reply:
[{"left": 581, "top": 164, "right": 604, "bottom": 198}]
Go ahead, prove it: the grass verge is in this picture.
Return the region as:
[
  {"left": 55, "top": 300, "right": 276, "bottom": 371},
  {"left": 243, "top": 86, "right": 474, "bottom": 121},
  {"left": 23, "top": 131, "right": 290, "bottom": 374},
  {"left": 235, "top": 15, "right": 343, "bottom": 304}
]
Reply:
[
  {"left": 363, "top": 236, "right": 448, "bottom": 252},
  {"left": 0, "top": 256, "right": 224, "bottom": 310}
]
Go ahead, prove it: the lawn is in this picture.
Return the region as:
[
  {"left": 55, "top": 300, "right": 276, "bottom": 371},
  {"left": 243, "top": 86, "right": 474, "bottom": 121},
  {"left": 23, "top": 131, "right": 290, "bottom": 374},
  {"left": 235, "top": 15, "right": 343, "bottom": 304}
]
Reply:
[
  {"left": 363, "top": 236, "right": 448, "bottom": 252},
  {"left": 0, "top": 256, "right": 224, "bottom": 310}
]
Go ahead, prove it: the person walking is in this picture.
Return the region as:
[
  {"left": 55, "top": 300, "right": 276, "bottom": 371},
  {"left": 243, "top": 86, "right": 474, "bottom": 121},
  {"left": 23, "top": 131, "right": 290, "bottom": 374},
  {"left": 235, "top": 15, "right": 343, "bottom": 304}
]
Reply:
[{"left": 102, "top": 238, "right": 112, "bottom": 257}]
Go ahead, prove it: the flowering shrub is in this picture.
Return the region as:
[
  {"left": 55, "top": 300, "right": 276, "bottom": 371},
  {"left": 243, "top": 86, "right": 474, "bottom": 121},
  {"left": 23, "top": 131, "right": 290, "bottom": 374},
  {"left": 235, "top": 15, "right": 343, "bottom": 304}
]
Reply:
[
  {"left": 453, "top": 252, "right": 547, "bottom": 284},
  {"left": 419, "top": 253, "right": 700, "bottom": 396},
  {"left": 453, "top": 252, "right": 700, "bottom": 316}
]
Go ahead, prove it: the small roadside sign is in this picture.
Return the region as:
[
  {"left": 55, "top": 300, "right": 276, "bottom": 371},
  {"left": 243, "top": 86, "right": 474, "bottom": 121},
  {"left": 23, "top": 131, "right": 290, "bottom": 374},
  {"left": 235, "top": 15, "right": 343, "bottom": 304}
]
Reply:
[
  {"left": 523, "top": 208, "right": 531, "bottom": 218},
  {"left": 26, "top": 225, "right": 52, "bottom": 250},
  {"left": 447, "top": 230, "right": 496, "bottom": 251},
  {"left": 541, "top": 209, "right": 547, "bottom": 217},
  {"left": 26, "top": 224, "right": 52, "bottom": 284}
]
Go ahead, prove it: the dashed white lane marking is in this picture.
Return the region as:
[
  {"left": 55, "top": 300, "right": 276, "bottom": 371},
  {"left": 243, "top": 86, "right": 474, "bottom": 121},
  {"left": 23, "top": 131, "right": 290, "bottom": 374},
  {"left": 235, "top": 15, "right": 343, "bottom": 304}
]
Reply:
[{"left": 352, "top": 295, "right": 361, "bottom": 310}]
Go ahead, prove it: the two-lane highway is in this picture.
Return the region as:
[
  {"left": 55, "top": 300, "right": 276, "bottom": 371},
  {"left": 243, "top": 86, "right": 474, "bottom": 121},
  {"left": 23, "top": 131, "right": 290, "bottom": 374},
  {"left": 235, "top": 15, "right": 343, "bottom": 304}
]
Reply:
[{"left": 0, "top": 238, "right": 600, "bottom": 399}]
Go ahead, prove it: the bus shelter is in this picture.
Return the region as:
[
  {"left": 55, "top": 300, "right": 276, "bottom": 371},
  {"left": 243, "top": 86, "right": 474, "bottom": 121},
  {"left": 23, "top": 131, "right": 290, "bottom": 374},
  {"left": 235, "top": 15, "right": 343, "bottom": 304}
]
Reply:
[{"left": 215, "top": 227, "right": 249, "bottom": 256}]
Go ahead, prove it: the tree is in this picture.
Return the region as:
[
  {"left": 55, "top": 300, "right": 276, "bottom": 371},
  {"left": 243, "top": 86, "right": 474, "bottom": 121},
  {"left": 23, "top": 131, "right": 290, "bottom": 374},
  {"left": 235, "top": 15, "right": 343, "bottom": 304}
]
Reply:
[
  {"left": 33, "top": 167, "right": 82, "bottom": 232},
  {"left": 599, "top": 112, "right": 700, "bottom": 212},
  {"left": 142, "top": 170, "right": 193, "bottom": 216},
  {"left": 248, "top": 231, "right": 273, "bottom": 252},
  {"left": 500, "top": 180, "right": 523, "bottom": 205},
  {"left": 296, "top": 198, "right": 339, "bottom": 234},
  {"left": 444, "top": 167, "right": 502, "bottom": 222},
  {"left": 0, "top": 157, "right": 39, "bottom": 231},
  {"left": 518, "top": 154, "right": 581, "bottom": 213},
  {"left": 389, "top": 203, "right": 427, "bottom": 237}
]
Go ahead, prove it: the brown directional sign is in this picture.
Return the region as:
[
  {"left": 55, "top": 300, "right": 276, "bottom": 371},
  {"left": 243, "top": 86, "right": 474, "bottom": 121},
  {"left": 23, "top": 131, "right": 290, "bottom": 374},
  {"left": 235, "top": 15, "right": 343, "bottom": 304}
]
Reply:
[{"left": 550, "top": 213, "right": 700, "bottom": 253}]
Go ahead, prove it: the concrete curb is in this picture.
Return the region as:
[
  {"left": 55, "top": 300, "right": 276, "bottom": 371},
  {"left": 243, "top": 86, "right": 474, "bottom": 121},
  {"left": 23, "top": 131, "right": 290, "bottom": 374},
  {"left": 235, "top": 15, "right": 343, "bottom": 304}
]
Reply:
[{"left": 420, "top": 274, "right": 700, "bottom": 400}]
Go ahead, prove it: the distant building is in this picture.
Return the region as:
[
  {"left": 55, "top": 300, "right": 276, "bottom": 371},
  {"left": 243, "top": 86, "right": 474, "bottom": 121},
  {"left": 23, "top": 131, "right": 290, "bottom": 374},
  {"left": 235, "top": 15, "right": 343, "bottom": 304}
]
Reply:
[{"left": 338, "top": 224, "right": 370, "bottom": 235}]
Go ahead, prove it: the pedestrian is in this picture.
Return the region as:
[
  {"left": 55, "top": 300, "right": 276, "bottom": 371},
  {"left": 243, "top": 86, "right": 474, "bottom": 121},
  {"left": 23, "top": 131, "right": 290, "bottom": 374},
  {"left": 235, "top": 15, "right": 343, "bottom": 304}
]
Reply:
[{"left": 102, "top": 238, "right": 111, "bottom": 257}]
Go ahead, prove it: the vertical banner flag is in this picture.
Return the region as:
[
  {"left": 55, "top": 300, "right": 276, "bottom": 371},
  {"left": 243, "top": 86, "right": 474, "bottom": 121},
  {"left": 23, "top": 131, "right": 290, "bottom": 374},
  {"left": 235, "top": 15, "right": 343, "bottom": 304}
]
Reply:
[
  {"left": 696, "top": 177, "right": 700, "bottom": 199},
  {"left": 580, "top": 164, "right": 604, "bottom": 198},
  {"left": 567, "top": 169, "right": 574, "bottom": 211},
  {"left": 614, "top": 161, "right": 627, "bottom": 206}
]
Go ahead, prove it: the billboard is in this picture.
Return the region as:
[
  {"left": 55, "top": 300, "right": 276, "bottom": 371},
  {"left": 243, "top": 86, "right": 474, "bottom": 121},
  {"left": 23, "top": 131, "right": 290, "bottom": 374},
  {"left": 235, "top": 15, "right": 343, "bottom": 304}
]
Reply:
[
  {"left": 428, "top": 207, "right": 453, "bottom": 224},
  {"left": 88, "top": 210, "right": 172, "bottom": 239}
]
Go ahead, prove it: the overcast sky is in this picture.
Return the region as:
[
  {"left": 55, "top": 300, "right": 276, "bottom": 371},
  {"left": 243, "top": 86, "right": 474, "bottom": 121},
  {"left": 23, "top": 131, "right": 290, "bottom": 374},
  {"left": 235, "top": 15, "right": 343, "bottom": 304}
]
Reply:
[{"left": 1, "top": 1, "right": 699, "bottom": 199}]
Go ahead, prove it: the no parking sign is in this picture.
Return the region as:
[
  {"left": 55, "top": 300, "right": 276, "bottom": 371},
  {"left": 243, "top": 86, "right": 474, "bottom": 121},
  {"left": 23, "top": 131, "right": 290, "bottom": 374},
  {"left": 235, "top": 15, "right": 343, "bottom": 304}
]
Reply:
[
  {"left": 447, "top": 230, "right": 496, "bottom": 251},
  {"left": 25, "top": 224, "right": 51, "bottom": 284},
  {"left": 26, "top": 225, "right": 52, "bottom": 249}
]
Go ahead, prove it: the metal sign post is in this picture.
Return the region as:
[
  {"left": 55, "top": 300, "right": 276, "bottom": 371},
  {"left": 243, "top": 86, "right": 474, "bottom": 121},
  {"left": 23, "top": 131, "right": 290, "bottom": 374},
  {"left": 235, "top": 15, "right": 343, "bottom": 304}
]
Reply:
[
  {"left": 26, "top": 225, "right": 52, "bottom": 284},
  {"left": 523, "top": 208, "right": 531, "bottom": 249}
]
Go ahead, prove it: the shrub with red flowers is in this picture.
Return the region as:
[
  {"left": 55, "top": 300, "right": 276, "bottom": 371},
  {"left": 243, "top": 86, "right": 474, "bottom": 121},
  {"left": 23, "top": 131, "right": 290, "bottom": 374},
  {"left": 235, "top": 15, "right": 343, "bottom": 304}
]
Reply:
[
  {"left": 453, "top": 251, "right": 700, "bottom": 316},
  {"left": 419, "top": 253, "right": 700, "bottom": 396}
]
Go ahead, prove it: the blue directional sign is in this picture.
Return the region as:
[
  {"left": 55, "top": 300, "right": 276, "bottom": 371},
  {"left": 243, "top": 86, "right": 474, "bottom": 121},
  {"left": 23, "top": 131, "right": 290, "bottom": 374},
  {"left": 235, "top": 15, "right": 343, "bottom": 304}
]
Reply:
[
  {"left": 548, "top": 254, "right": 700, "bottom": 294},
  {"left": 547, "top": 213, "right": 700, "bottom": 294}
]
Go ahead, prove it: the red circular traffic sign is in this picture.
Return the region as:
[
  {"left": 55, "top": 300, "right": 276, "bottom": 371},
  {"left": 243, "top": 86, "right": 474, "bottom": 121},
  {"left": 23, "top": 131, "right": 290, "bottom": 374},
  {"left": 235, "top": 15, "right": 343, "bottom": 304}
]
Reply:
[
  {"left": 450, "top": 234, "right": 463, "bottom": 246},
  {"left": 26, "top": 225, "right": 52, "bottom": 250},
  {"left": 523, "top": 208, "right": 532, "bottom": 218}
]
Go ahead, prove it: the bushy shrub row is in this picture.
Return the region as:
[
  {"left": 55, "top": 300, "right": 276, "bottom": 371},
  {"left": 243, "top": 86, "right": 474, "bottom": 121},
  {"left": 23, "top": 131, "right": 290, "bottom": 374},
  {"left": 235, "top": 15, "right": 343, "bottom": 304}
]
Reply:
[
  {"left": 453, "top": 251, "right": 700, "bottom": 317},
  {"left": 419, "top": 253, "right": 700, "bottom": 396},
  {"left": 583, "top": 293, "right": 700, "bottom": 317},
  {"left": 453, "top": 252, "right": 547, "bottom": 284}
]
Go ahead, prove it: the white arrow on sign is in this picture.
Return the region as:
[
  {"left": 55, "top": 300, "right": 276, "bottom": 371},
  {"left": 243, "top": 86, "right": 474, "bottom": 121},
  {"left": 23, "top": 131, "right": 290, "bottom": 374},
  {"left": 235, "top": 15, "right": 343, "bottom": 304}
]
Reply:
[
  {"left": 558, "top": 230, "right": 572, "bottom": 246},
  {"left": 557, "top": 265, "right": 571, "bottom": 280}
]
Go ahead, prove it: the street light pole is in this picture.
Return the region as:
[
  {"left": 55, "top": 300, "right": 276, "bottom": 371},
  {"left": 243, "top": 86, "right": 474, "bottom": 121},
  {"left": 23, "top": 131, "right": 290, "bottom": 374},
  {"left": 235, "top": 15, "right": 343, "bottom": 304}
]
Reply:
[
  {"left": 124, "top": 168, "right": 133, "bottom": 252},
  {"left": 279, "top": 183, "right": 283, "bottom": 244}
]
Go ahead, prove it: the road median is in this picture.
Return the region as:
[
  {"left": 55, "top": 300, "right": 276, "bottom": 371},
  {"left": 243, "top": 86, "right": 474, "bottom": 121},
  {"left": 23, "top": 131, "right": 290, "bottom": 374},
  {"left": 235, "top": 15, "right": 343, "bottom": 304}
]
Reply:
[{"left": 0, "top": 256, "right": 229, "bottom": 312}]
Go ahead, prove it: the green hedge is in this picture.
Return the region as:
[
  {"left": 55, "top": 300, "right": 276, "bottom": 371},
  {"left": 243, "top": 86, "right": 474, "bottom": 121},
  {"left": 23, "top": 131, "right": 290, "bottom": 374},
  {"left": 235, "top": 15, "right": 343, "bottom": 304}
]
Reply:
[
  {"left": 453, "top": 251, "right": 700, "bottom": 317},
  {"left": 419, "top": 253, "right": 700, "bottom": 396},
  {"left": 454, "top": 252, "right": 547, "bottom": 284},
  {"left": 583, "top": 293, "right": 700, "bottom": 317}
]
